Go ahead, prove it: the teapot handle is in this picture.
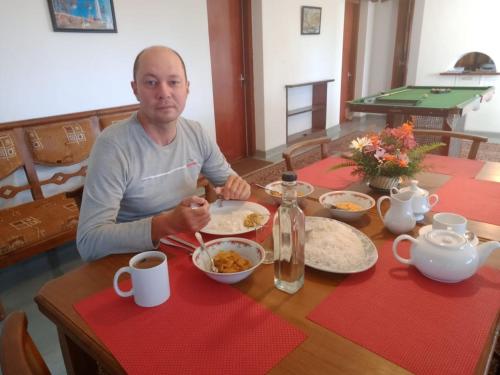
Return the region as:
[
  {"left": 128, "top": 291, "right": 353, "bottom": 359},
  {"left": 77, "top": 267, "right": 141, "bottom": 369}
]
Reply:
[
  {"left": 377, "top": 195, "right": 390, "bottom": 222},
  {"left": 428, "top": 194, "right": 439, "bottom": 208},
  {"left": 392, "top": 234, "right": 418, "bottom": 265}
]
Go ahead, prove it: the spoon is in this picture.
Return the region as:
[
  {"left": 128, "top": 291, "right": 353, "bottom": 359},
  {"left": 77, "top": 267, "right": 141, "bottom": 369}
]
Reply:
[
  {"left": 253, "top": 183, "right": 282, "bottom": 196},
  {"left": 195, "top": 232, "right": 218, "bottom": 273}
]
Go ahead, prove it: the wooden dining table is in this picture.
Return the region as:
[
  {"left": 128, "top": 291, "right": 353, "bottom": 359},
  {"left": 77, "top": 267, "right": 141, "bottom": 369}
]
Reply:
[{"left": 35, "top": 160, "right": 500, "bottom": 375}]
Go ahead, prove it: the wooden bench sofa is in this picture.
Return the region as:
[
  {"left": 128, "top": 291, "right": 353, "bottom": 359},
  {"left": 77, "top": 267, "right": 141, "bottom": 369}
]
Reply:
[
  {"left": 0, "top": 103, "right": 215, "bottom": 319},
  {"left": 0, "top": 104, "right": 141, "bottom": 319}
]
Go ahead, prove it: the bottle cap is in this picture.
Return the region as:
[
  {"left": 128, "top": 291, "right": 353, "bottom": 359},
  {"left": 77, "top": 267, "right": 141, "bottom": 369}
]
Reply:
[{"left": 282, "top": 171, "right": 297, "bottom": 182}]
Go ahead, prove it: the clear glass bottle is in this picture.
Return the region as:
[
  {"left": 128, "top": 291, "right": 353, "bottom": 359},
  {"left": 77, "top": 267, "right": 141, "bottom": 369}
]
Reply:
[{"left": 273, "top": 171, "right": 305, "bottom": 294}]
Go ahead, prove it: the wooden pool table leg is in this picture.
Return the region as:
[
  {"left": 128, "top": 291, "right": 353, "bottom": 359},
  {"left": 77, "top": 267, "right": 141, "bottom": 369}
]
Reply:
[{"left": 0, "top": 299, "right": 5, "bottom": 320}]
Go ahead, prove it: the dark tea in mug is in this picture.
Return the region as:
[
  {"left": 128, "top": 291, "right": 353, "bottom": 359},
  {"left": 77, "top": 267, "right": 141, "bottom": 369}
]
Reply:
[{"left": 133, "top": 256, "right": 164, "bottom": 269}]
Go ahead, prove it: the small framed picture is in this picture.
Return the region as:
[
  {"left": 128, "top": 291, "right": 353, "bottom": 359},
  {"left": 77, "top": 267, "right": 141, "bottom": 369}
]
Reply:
[
  {"left": 301, "top": 6, "right": 322, "bottom": 35},
  {"left": 47, "top": 0, "right": 118, "bottom": 33}
]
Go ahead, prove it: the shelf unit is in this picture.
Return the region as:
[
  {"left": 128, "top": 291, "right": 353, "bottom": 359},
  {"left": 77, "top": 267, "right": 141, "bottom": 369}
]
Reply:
[
  {"left": 439, "top": 71, "right": 499, "bottom": 76},
  {"left": 285, "top": 79, "right": 335, "bottom": 144}
]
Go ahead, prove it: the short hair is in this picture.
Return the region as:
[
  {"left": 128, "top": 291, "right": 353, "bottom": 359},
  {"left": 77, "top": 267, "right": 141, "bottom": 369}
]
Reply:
[{"left": 132, "top": 46, "right": 187, "bottom": 81}]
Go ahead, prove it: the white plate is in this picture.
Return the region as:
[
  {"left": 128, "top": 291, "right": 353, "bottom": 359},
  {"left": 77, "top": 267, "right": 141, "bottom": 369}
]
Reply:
[
  {"left": 419, "top": 225, "right": 479, "bottom": 246},
  {"left": 201, "top": 201, "right": 271, "bottom": 235},
  {"left": 264, "top": 180, "right": 314, "bottom": 200},
  {"left": 304, "top": 216, "right": 378, "bottom": 273}
]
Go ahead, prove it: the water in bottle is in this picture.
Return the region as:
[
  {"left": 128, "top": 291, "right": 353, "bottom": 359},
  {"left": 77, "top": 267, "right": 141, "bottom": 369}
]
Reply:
[{"left": 273, "top": 171, "right": 305, "bottom": 294}]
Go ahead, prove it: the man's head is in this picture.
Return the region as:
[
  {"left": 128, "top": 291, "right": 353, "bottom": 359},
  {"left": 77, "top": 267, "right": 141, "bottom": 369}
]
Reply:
[
  {"left": 133, "top": 46, "right": 187, "bottom": 82},
  {"left": 131, "top": 46, "right": 190, "bottom": 127}
]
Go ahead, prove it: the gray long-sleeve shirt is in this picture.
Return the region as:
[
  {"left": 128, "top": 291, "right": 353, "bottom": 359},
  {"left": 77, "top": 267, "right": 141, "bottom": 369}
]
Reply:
[{"left": 77, "top": 114, "right": 234, "bottom": 261}]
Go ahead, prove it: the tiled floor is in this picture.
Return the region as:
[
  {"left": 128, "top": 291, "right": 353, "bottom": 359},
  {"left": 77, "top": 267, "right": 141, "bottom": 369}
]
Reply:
[
  {"left": 0, "top": 242, "right": 84, "bottom": 374},
  {"left": 1, "top": 114, "right": 495, "bottom": 374}
]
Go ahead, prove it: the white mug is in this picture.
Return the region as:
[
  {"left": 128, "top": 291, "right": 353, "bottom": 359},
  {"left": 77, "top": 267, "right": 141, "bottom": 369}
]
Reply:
[
  {"left": 432, "top": 212, "right": 467, "bottom": 235},
  {"left": 113, "top": 251, "right": 170, "bottom": 307}
]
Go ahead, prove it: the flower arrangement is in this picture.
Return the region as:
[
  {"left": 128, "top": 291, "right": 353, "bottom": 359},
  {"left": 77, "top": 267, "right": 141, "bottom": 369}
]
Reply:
[{"left": 332, "top": 122, "right": 444, "bottom": 179}]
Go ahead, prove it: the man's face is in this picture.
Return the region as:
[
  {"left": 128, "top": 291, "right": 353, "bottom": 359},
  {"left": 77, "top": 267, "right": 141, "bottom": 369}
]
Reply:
[{"left": 131, "top": 48, "right": 189, "bottom": 126}]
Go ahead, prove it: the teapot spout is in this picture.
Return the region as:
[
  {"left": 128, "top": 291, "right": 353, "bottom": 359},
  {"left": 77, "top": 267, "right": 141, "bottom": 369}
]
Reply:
[{"left": 477, "top": 241, "right": 500, "bottom": 266}]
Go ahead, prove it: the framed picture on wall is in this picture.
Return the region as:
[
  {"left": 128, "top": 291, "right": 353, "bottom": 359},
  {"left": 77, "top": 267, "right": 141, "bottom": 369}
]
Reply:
[
  {"left": 47, "top": 0, "right": 118, "bottom": 33},
  {"left": 301, "top": 6, "right": 322, "bottom": 35}
]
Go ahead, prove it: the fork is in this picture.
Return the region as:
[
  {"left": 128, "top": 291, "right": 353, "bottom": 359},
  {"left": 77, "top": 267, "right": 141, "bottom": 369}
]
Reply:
[
  {"left": 217, "top": 194, "right": 224, "bottom": 207},
  {"left": 159, "top": 238, "right": 194, "bottom": 255},
  {"left": 214, "top": 187, "right": 224, "bottom": 207}
]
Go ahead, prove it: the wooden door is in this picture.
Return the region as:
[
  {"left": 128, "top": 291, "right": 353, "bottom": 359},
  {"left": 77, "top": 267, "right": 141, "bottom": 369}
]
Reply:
[
  {"left": 207, "top": 0, "right": 247, "bottom": 162},
  {"left": 391, "top": 0, "right": 414, "bottom": 88},
  {"left": 340, "top": 0, "right": 360, "bottom": 123}
]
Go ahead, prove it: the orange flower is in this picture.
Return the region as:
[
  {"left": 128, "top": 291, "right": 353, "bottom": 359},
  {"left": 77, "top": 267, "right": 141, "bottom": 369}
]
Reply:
[
  {"left": 383, "top": 154, "right": 397, "bottom": 162},
  {"left": 370, "top": 135, "right": 380, "bottom": 147},
  {"left": 398, "top": 159, "right": 408, "bottom": 167},
  {"left": 400, "top": 122, "right": 413, "bottom": 136}
]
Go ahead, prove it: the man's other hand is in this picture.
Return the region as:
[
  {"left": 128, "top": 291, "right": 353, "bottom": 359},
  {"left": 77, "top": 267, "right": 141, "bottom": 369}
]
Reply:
[
  {"left": 152, "top": 196, "right": 210, "bottom": 243},
  {"left": 216, "top": 175, "right": 251, "bottom": 201}
]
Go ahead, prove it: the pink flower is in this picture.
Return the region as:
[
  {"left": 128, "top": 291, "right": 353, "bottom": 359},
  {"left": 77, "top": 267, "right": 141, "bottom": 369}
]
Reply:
[
  {"left": 374, "top": 147, "right": 386, "bottom": 161},
  {"left": 403, "top": 135, "right": 417, "bottom": 149}
]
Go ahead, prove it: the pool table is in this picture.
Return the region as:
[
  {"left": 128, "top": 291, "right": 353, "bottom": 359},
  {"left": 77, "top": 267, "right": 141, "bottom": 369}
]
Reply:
[{"left": 347, "top": 85, "right": 495, "bottom": 130}]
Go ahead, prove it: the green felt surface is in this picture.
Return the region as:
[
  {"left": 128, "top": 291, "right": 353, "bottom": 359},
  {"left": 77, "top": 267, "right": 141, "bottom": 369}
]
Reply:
[{"left": 352, "top": 86, "right": 491, "bottom": 109}]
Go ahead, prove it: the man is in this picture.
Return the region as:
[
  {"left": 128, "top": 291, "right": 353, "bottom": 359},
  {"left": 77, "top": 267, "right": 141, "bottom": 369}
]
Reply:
[{"left": 77, "top": 46, "right": 250, "bottom": 261}]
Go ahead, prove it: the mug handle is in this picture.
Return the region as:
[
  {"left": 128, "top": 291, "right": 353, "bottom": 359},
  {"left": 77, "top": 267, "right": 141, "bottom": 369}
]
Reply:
[
  {"left": 392, "top": 234, "right": 418, "bottom": 265},
  {"left": 390, "top": 187, "right": 399, "bottom": 196},
  {"left": 428, "top": 194, "right": 439, "bottom": 208},
  {"left": 113, "top": 267, "right": 134, "bottom": 298},
  {"left": 377, "top": 196, "right": 390, "bottom": 222}
]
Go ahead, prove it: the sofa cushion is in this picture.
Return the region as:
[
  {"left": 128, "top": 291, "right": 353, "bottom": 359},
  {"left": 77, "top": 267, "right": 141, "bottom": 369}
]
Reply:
[
  {"left": 25, "top": 119, "right": 97, "bottom": 166},
  {"left": 99, "top": 112, "right": 134, "bottom": 130},
  {"left": 0, "top": 193, "right": 79, "bottom": 257},
  {"left": 0, "top": 130, "right": 24, "bottom": 180}
]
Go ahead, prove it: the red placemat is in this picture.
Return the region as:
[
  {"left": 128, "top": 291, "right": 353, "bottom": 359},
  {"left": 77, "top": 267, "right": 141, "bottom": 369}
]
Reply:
[
  {"left": 432, "top": 176, "right": 500, "bottom": 226},
  {"left": 297, "top": 156, "right": 360, "bottom": 190},
  {"left": 307, "top": 240, "right": 500, "bottom": 375},
  {"left": 75, "top": 255, "right": 306, "bottom": 375},
  {"left": 423, "top": 154, "right": 484, "bottom": 178}
]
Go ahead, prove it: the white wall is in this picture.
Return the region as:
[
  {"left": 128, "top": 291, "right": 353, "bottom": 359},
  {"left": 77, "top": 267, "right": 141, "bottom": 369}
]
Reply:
[
  {"left": 353, "top": 0, "right": 398, "bottom": 113},
  {"left": 253, "top": 0, "right": 344, "bottom": 152},
  {"left": 354, "top": 1, "right": 374, "bottom": 99},
  {"left": 0, "top": 1, "right": 217, "bottom": 138},
  {"left": 367, "top": 1, "right": 398, "bottom": 94},
  {"left": 407, "top": 0, "right": 500, "bottom": 133},
  {"left": 354, "top": 0, "right": 397, "bottom": 100}
]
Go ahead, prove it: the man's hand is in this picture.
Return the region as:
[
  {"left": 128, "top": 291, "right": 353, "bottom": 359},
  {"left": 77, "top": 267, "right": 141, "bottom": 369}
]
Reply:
[
  {"left": 215, "top": 175, "right": 251, "bottom": 201},
  {"left": 151, "top": 196, "right": 210, "bottom": 243}
]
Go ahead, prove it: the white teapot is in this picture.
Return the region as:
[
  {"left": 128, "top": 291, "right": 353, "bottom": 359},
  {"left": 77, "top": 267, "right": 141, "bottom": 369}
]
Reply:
[
  {"left": 393, "top": 228, "right": 500, "bottom": 283},
  {"left": 391, "top": 180, "right": 439, "bottom": 221}
]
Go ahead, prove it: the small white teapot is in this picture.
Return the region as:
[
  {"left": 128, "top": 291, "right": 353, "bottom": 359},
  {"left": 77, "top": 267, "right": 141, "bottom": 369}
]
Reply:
[
  {"left": 391, "top": 180, "right": 439, "bottom": 221},
  {"left": 393, "top": 228, "right": 500, "bottom": 283}
]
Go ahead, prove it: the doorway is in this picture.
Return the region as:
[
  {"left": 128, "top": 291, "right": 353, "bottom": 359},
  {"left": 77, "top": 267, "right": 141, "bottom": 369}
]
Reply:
[
  {"left": 391, "top": 0, "right": 414, "bottom": 88},
  {"left": 340, "top": 0, "right": 360, "bottom": 123},
  {"left": 207, "top": 0, "right": 254, "bottom": 163}
]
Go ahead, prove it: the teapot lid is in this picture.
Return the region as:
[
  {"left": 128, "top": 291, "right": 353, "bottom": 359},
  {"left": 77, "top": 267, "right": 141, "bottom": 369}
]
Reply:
[
  {"left": 399, "top": 180, "right": 428, "bottom": 197},
  {"left": 425, "top": 229, "right": 466, "bottom": 249}
]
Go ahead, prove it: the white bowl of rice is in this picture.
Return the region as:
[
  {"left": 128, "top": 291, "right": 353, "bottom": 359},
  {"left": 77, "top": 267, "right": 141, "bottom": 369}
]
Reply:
[
  {"left": 192, "top": 237, "right": 265, "bottom": 284},
  {"left": 319, "top": 191, "right": 375, "bottom": 221}
]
